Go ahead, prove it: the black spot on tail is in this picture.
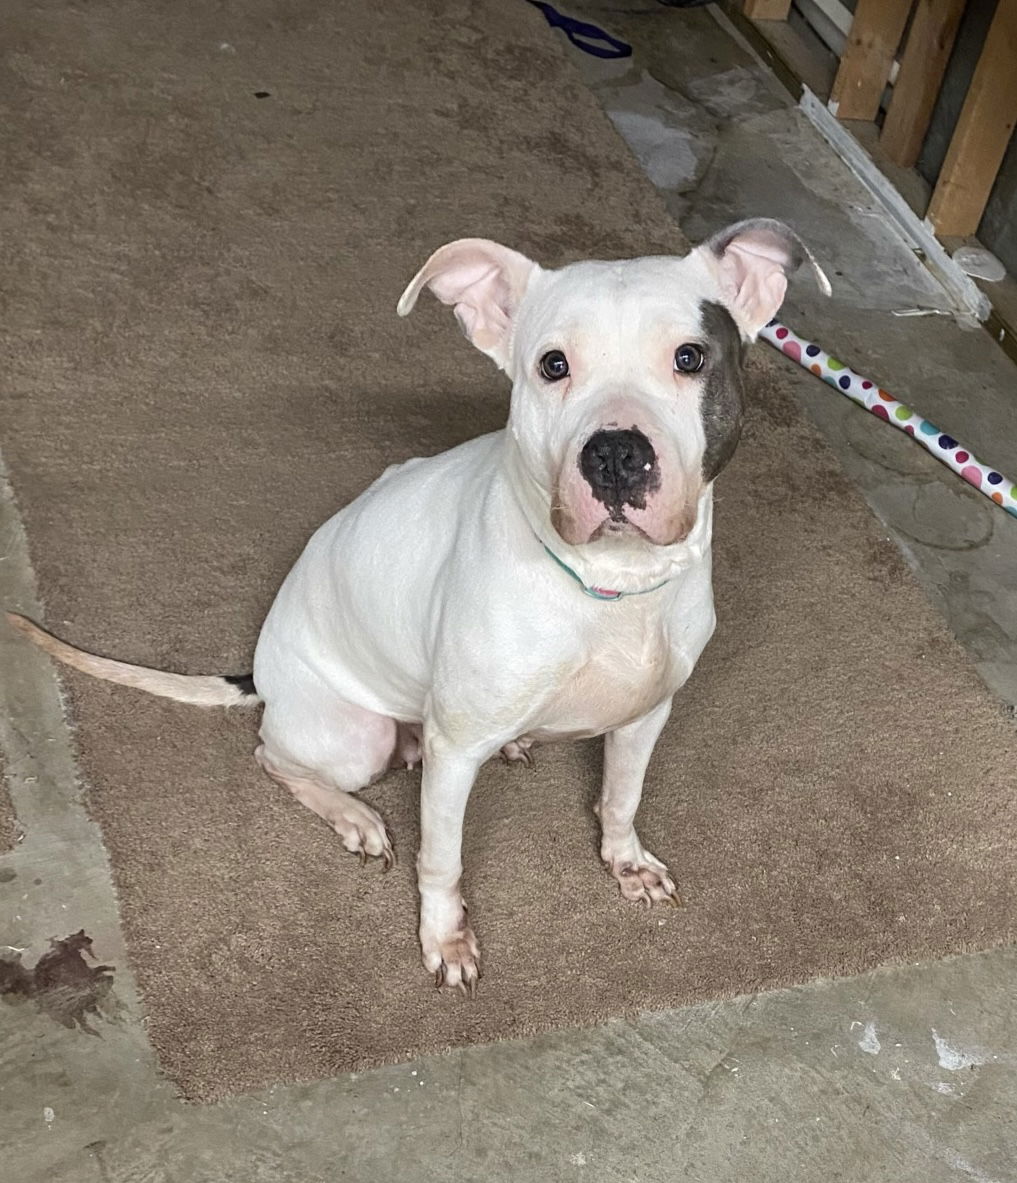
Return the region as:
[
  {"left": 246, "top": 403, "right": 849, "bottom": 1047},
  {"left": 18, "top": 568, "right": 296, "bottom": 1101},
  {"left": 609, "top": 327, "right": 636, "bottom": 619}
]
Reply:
[{"left": 224, "top": 673, "right": 257, "bottom": 697}]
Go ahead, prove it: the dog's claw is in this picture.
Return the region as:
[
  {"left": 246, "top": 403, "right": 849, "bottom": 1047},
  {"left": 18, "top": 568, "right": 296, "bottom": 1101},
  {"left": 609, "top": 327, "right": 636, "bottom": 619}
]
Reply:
[
  {"left": 668, "top": 890, "right": 684, "bottom": 908},
  {"left": 434, "top": 966, "right": 445, "bottom": 989}
]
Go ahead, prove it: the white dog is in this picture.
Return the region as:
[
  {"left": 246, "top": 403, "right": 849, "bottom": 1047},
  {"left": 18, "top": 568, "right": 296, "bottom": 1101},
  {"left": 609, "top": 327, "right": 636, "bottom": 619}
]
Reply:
[{"left": 10, "top": 219, "right": 828, "bottom": 994}]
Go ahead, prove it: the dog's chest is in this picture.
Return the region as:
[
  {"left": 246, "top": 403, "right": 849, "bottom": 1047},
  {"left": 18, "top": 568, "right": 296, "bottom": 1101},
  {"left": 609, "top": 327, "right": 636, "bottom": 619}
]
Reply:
[{"left": 526, "top": 612, "right": 683, "bottom": 741}]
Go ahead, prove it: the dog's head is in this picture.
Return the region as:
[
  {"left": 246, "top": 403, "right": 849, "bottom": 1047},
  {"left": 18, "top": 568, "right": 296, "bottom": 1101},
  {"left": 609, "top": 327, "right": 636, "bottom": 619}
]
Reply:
[{"left": 398, "top": 222, "right": 828, "bottom": 555}]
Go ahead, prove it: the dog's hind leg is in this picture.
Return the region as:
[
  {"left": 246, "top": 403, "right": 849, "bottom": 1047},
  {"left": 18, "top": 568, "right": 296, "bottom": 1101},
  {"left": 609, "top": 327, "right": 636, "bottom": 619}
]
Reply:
[
  {"left": 256, "top": 746, "right": 395, "bottom": 868},
  {"left": 256, "top": 689, "right": 399, "bottom": 867}
]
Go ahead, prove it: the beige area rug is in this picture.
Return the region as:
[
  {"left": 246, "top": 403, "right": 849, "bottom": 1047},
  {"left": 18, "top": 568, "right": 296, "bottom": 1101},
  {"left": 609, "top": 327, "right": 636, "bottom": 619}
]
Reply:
[{"left": 2, "top": 0, "right": 1016, "bottom": 1101}]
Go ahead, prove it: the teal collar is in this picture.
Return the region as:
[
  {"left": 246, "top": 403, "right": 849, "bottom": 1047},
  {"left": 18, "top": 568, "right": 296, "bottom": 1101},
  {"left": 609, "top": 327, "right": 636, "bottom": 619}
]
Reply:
[{"left": 541, "top": 543, "right": 672, "bottom": 601}]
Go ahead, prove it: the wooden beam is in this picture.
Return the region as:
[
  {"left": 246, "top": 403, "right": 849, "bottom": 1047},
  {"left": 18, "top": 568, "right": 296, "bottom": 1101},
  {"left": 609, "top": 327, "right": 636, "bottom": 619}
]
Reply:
[
  {"left": 928, "top": 0, "right": 1017, "bottom": 236},
  {"left": 743, "top": 0, "right": 792, "bottom": 19},
  {"left": 881, "top": 0, "right": 965, "bottom": 167},
  {"left": 829, "top": 0, "right": 913, "bottom": 121}
]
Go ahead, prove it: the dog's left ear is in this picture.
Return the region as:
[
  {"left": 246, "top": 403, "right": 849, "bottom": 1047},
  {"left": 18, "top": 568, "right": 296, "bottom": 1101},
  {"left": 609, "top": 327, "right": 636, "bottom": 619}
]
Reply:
[
  {"left": 397, "top": 238, "right": 540, "bottom": 371},
  {"left": 693, "top": 219, "right": 831, "bottom": 339}
]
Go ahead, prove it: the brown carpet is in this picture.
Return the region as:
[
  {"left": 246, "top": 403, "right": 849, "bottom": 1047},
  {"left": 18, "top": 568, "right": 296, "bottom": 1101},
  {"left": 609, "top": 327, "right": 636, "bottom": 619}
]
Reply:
[{"left": 3, "top": 0, "right": 1016, "bottom": 1102}]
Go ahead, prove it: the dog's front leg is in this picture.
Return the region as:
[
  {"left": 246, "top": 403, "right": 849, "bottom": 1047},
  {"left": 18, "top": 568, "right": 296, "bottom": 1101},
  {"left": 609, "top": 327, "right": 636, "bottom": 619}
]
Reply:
[
  {"left": 417, "top": 741, "right": 483, "bottom": 994},
  {"left": 597, "top": 698, "right": 682, "bottom": 907}
]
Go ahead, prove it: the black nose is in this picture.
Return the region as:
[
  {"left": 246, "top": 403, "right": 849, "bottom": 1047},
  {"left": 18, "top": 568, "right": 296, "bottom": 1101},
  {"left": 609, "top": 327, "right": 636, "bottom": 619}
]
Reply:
[{"left": 579, "top": 428, "right": 658, "bottom": 512}]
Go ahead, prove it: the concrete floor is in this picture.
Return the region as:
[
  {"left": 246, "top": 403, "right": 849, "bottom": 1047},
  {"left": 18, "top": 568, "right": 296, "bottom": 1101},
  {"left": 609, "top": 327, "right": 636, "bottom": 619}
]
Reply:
[{"left": 3, "top": 4, "right": 1017, "bottom": 1180}]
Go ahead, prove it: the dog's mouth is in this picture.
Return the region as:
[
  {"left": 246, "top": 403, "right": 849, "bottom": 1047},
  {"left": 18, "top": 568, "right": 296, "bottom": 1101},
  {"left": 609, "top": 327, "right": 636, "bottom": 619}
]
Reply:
[
  {"left": 552, "top": 508, "right": 680, "bottom": 547},
  {"left": 590, "top": 515, "right": 649, "bottom": 542},
  {"left": 551, "top": 495, "right": 699, "bottom": 549}
]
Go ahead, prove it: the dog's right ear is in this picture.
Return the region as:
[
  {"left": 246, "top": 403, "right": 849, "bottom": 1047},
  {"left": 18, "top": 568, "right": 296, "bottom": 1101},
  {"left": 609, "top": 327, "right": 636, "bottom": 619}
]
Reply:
[
  {"left": 397, "top": 238, "right": 540, "bottom": 371},
  {"left": 692, "top": 219, "right": 831, "bottom": 340}
]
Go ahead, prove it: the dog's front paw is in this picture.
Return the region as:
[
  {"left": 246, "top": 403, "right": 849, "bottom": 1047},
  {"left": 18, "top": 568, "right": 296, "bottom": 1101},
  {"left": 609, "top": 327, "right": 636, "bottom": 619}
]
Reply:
[
  {"left": 423, "top": 928, "right": 481, "bottom": 996},
  {"left": 420, "top": 896, "right": 480, "bottom": 996},
  {"left": 604, "top": 848, "right": 683, "bottom": 908}
]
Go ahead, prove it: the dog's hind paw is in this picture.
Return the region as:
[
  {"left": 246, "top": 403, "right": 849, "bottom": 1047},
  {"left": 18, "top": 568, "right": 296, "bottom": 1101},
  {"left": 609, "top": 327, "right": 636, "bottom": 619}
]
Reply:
[
  {"left": 392, "top": 723, "right": 423, "bottom": 771},
  {"left": 256, "top": 749, "right": 396, "bottom": 871},
  {"left": 499, "top": 738, "right": 535, "bottom": 768},
  {"left": 329, "top": 797, "right": 395, "bottom": 871}
]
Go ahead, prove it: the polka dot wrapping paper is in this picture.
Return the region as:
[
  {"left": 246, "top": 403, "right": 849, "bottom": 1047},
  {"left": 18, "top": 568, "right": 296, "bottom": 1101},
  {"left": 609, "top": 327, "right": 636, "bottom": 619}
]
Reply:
[{"left": 761, "top": 321, "right": 1017, "bottom": 519}]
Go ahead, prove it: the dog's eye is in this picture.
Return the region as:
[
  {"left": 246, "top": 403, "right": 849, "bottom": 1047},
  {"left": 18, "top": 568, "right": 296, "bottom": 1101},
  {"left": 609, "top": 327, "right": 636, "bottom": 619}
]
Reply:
[
  {"left": 674, "top": 343, "right": 705, "bottom": 374},
  {"left": 539, "top": 350, "right": 570, "bottom": 382}
]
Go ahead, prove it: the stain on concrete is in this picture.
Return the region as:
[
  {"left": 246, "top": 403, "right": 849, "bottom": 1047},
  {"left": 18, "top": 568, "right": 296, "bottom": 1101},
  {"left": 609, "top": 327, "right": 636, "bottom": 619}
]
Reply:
[
  {"left": 602, "top": 71, "right": 718, "bottom": 193},
  {"left": 0, "top": 931, "right": 117, "bottom": 1035}
]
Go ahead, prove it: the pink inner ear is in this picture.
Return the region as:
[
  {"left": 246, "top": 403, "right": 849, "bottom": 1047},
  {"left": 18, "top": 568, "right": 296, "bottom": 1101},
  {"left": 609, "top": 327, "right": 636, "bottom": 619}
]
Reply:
[
  {"left": 399, "top": 238, "right": 539, "bottom": 367},
  {"left": 429, "top": 262, "right": 510, "bottom": 350},
  {"left": 721, "top": 242, "right": 789, "bottom": 330},
  {"left": 428, "top": 261, "right": 500, "bottom": 306}
]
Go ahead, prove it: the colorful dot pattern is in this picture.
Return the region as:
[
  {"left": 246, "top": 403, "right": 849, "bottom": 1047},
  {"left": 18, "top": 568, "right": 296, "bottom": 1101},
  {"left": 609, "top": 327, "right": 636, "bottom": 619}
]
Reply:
[{"left": 762, "top": 322, "right": 1017, "bottom": 520}]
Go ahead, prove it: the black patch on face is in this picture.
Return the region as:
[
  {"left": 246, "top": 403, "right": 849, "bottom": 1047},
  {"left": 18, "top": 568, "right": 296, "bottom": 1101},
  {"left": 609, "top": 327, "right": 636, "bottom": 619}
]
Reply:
[
  {"left": 224, "top": 673, "right": 257, "bottom": 696},
  {"left": 698, "top": 301, "right": 746, "bottom": 481}
]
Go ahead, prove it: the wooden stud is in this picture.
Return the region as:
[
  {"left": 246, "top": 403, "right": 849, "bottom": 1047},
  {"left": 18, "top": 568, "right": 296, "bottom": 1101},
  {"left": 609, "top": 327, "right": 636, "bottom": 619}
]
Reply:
[
  {"left": 829, "top": 0, "right": 913, "bottom": 121},
  {"left": 743, "top": 0, "right": 793, "bottom": 19},
  {"left": 928, "top": 0, "right": 1017, "bottom": 236},
  {"left": 881, "top": 0, "right": 966, "bottom": 167}
]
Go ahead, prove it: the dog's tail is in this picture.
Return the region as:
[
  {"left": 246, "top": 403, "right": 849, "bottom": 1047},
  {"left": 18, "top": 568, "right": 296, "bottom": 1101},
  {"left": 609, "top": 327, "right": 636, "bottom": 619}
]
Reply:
[{"left": 5, "top": 613, "right": 261, "bottom": 708}]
